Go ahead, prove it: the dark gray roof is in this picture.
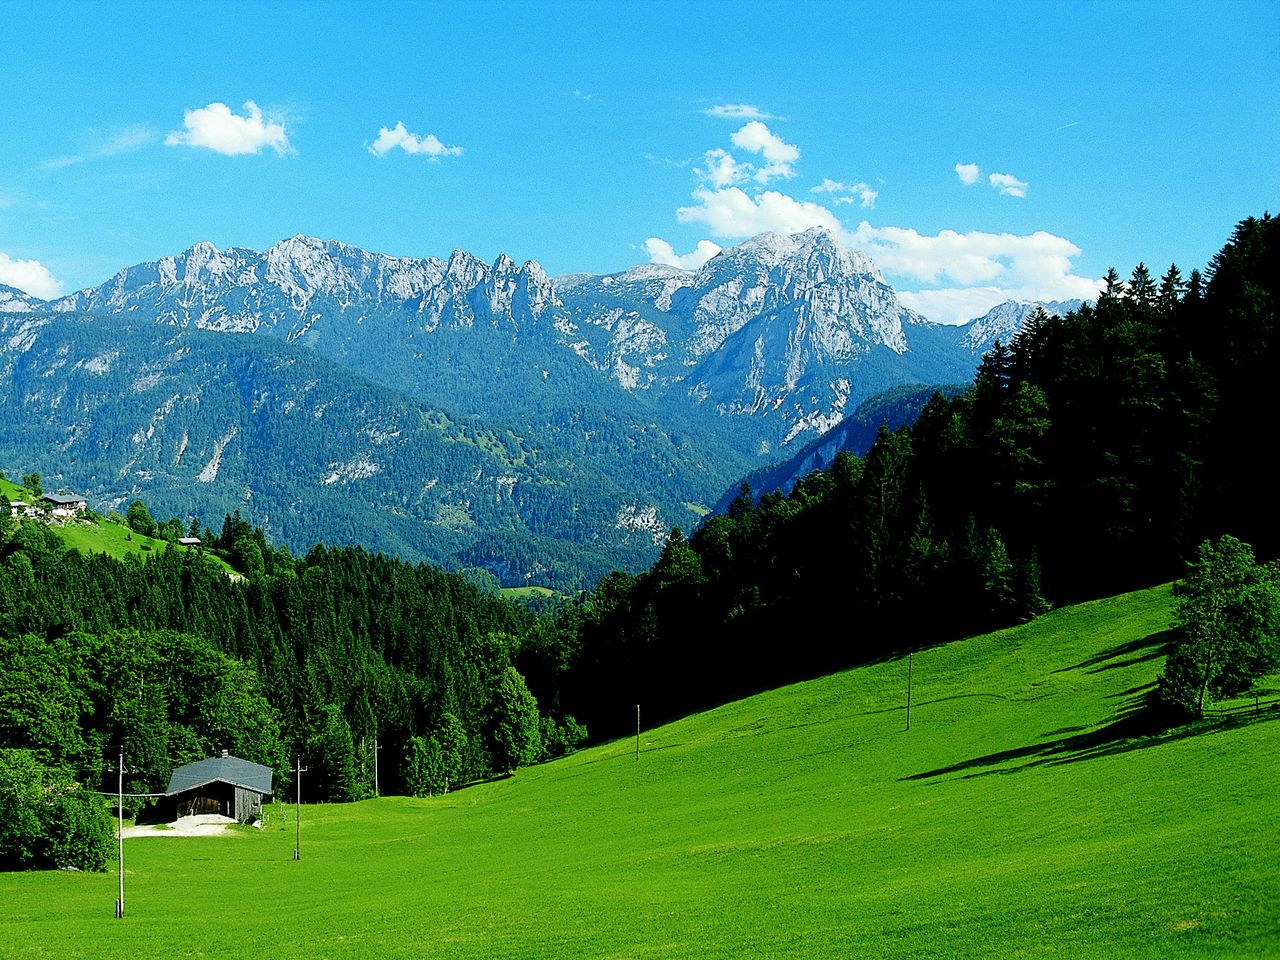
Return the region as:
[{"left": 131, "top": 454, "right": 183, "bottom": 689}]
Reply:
[
  {"left": 43, "top": 493, "right": 86, "bottom": 505},
  {"left": 165, "top": 755, "right": 274, "bottom": 796}
]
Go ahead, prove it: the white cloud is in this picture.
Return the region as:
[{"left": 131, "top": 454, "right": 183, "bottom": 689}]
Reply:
[
  {"left": 846, "top": 223, "right": 1085, "bottom": 286},
  {"left": 0, "top": 252, "right": 64, "bottom": 299},
  {"left": 572, "top": 89, "right": 598, "bottom": 102},
  {"left": 644, "top": 238, "right": 722, "bottom": 270},
  {"left": 368, "top": 121, "right": 463, "bottom": 159},
  {"left": 812, "top": 177, "right": 877, "bottom": 209},
  {"left": 165, "top": 101, "right": 290, "bottom": 156},
  {"left": 651, "top": 127, "right": 1085, "bottom": 323},
  {"left": 45, "top": 125, "right": 157, "bottom": 170},
  {"left": 988, "top": 172, "right": 1028, "bottom": 198},
  {"left": 845, "top": 222, "right": 1101, "bottom": 323},
  {"left": 702, "top": 104, "right": 778, "bottom": 120},
  {"left": 729, "top": 121, "right": 799, "bottom": 182},
  {"left": 677, "top": 187, "right": 842, "bottom": 238},
  {"left": 695, "top": 148, "right": 750, "bottom": 188},
  {"left": 897, "top": 281, "right": 1101, "bottom": 325}
]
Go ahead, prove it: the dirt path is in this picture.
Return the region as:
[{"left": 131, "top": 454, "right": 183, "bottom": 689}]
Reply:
[{"left": 122, "top": 814, "right": 237, "bottom": 837}]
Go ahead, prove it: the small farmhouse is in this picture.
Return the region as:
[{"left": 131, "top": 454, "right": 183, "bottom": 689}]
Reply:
[
  {"left": 158, "top": 752, "right": 274, "bottom": 823},
  {"left": 6, "top": 500, "right": 32, "bottom": 517},
  {"left": 42, "top": 493, "right": 87, "bottom": 517},
  {"left": 177, "top": 536, "right": 202, "bottom": 547}
]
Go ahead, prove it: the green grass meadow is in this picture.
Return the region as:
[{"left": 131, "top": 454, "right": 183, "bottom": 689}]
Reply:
[
  {"left": 0, "top": 475, "right": 30, "bottom": 502},
  {"left": 47, "top": 514, "right": 217, "bottom": 567},
  {"left": 499, "top": 586, "right": 557, "bottom": 600},
  {"left": 2, "top": 584, "right": 1276, "bottom": 958},
  {"left": 0, "top": 484, "right": 238, "bottom": 575}
]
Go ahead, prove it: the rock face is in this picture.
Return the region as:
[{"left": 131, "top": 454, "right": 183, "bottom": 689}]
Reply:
[
  {"left": 0, "top": 284, "right": 43, "bottom": 314},
  {"left": 961, "top": 298, "right": 1085, "bottom": 355},
  {"left": 42, "top": 228, "right": 984, "bottom": 451}
]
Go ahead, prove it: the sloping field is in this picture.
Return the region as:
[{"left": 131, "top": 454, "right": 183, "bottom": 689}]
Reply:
[{"left": 2, "top": 584, "right": 1276, "bottom": 958}]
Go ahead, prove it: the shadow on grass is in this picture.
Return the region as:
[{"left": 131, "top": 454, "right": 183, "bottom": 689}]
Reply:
[
  {"left": 1052, "top": 629, "right": 1176, "bottom": 674},
  {"left": 902, "top": 698, "right": 1280, "bottom": 783}
]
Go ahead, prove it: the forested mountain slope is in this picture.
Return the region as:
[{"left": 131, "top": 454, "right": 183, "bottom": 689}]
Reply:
[
  {"left": 0, "top": 314, "right": 726, "bottom": 589},
  {"left": 556, "top": 215, "right": 1280, "bottom": 737}
]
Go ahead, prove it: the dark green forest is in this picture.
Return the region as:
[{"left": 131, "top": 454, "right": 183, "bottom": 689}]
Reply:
[
  {"left": 0, "top": 514, "right": 580, "bottom": 820},
  {"left": 2, "top": 214, "right": 1276, "bottom": 869}
]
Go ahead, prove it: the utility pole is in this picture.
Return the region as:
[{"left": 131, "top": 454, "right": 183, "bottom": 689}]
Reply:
[
  {"left": 635, "top": 704, "right": 640, "bottom": 762},
  {"left": 374, "top": 732, "right": 381, "bottom": 799},
  {"left": 905, "top": 652, "right": 913, "bottom": 732},
  {"left": 293, "top": 757, "right": 309, "bottom": 861},
  {"left": 116, "top": 746, "right": 124, "bottom": 918}
]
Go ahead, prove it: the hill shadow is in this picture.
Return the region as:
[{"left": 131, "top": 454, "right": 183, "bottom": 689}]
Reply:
[{"left": 902, "top": 698, "right": 1279, "bottom": 783}]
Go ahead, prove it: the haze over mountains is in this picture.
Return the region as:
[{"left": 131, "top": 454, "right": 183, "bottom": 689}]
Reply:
[{"left": 0, "top": 228, "right": 1078, "bottom": 587}]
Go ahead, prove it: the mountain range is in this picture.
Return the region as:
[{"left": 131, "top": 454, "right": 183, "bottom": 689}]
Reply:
[{"left": 0, "top": 229, "right": 1079, "bottom": 588}]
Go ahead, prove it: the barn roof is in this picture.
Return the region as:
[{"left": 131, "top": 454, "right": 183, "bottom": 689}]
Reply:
[
  {"left": 42, "top": 493, "right": 86, "bottom": 505},
  {"left": 165, "top": 755, "right": 274, "bottom": 796}
]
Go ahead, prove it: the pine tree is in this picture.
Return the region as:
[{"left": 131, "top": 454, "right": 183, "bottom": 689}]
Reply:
[
  {"left": 1158, "top": 263, "right": 1185, "bottom": 315},
  {"left": 1127, "top": 262, "right": 1157, "bottom": 308}
]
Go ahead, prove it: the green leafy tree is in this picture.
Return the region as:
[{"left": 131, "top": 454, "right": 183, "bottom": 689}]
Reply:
[
  {"left": 125, "top": 500, "right": 157, "bottom": 538},
  {"left": 21, "top": 472, "right": 42, "bottom": 498},
  {"left": 0, "top": 749, "right": 113, "bottom": 871},
  {"left": 435, "top": 713, "right": 468, "bottom": 792},
  {"left": 488, "top": 667, "right": 541, "bottom": 773},
  {"left": 539, "top": 714, "right": 587, "bottom": 759},
  {"left": 231, "top": 535, "right": 266, "bottom": 580},
  {"left": 1158, "top": 536, "right": 1280, "bottom": 717},
  {"left": 403, "top": 735, "right": 443, "bottom": 797},
  {"left": 309, "top": 704, "right": 360, "bottom": 802},
  {"left": 404, "top": 713, "right": 469, "bottom": 795}
]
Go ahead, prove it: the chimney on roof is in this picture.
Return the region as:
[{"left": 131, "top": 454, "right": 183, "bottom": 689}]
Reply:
[{"left": 221, "top": 749, "right": 229, "bottom": 758}]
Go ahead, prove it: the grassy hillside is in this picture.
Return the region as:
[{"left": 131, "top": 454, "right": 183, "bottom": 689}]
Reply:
[
  {"left": 2, "top": 584, "right": 1276, "bottom": 958},
  {"left": 6, "top": 506, "right": 240, "bottom": 577},
  {"left": 46, "top": 514, "right": 235, "bottom": 573},
  {"left": 3, "top": 476, "right": 225, "bottom": 569},
  {"left": 0, "top": 475, "right": 28, "bottom": 501}
]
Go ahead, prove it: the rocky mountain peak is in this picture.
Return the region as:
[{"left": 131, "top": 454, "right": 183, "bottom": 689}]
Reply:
[
  {"left": 0, "top": 283, "right": 43, "bottom": 313},
  {"left": 961, "top": 298, "right": 1084, "bottom": 353}
]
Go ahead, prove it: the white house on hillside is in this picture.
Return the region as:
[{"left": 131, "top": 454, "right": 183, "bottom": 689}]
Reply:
[{"left": 42, "top": 493, "right": 87, "bottom": 517}]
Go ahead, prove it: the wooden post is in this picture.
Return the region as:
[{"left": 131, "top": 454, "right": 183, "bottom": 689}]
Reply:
[
  {"left": 635, "top": 704, "right": 640, "bottom": 762},
  {"left": 905, "top": 652, "right": 913, "bottom": 732},
  {"left": 374, "top": 733, "right": 380, "bottom": 798},
  {"left": 116, "top": 746, "right": 124, "bottom": 918}
]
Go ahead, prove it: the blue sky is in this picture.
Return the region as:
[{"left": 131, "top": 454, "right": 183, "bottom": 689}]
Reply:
[{"left": 2, "top": 1, "right": 1276, "bottom": 322}]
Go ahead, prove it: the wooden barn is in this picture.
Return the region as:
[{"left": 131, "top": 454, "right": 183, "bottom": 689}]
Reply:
[{"left": 159, "top": 752, "right": 274, "bottom": 823}]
